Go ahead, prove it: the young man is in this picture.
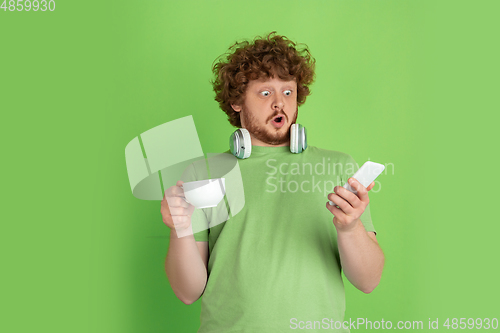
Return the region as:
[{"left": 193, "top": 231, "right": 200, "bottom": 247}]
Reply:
[{"left": 163, "top": 32, "right": 384, "bottom": 332}]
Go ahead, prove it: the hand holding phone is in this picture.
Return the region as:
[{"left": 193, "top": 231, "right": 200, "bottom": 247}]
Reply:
[{"left": 328, "top": 161, "right": 385, "bottom": 206}]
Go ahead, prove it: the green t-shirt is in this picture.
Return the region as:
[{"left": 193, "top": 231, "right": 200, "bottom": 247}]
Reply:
[{"left": 180, "top": 145, "right": 375, "bottom": 333}]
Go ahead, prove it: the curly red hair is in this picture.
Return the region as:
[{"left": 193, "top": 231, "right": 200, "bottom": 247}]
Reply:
[{"left": 211, "top": 31, "right": 316, "bottom": 128}]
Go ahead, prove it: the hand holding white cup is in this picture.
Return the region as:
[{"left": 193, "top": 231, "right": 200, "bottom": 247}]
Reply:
[
  {"left": 180, "top": 178, "right": 226, "bottom": 209},
  {"left": 161, "top": 180, "right": 196, "bottom": 232}
]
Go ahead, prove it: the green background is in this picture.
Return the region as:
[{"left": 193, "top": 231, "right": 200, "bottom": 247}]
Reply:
[{"left": 1, "top": 0, "right": 499, "bottom": 332}]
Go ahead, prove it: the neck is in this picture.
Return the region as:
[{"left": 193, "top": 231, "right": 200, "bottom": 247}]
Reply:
[{"left": 249, "top": 134, "right": 290, "bottom": 147}]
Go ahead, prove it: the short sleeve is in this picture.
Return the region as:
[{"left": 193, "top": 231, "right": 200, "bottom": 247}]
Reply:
[
  {"left": 180, "top": 162, "right": 209, "bottom": 242},
  {"left": 344, "top": 155, "right": 376, "bottom": 234}
]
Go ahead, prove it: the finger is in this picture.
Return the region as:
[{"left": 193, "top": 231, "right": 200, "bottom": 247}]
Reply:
[
  {"left": 166, "top": 196, "right": 190, "bottom": 209},
  {"left": 161, "top": 198, "right": 174, "bottom": 220},
  {"left": 348, "top": 178, "right": 369, "bottom": 203},
  {"left": 164, "top": 181, "right": 186, "bottom": 199},
  {"left": 164, "top": 185, "right": 177, "bottom": 198},
  {"left": 161, "top": 211, "right": 173, "bottom": 227},
  {"left": 335, "top": 185, "right": 361, "bottom": 208},
  {"left": 327, "top": 193, "right": 354, "bottom": 214},
  {"left": 326, "top": 201, "right": 346, "bottom": 219},
  {"left": 169, "top": 206, "right": 192, "bottom": 217},
  {"left": 172, "top": 214, "right": 190, "bottom": 226}
]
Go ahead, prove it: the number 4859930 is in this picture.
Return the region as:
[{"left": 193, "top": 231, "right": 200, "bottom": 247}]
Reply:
[
  {"left": 1, "top": 0, "right": 56, "bottom": 11},
  {"left": 443, "top": 318, "right": 499, "bottom": 330}
]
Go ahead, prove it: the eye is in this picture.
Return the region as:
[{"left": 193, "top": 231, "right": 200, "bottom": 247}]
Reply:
[
  {"left": 284, "top": 90, "right": 292, "bottom": 96},
  {"left": 260, "top": 90, "right": 271, "bottom": 97}
]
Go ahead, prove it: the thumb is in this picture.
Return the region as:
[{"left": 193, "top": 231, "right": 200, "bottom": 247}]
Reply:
[{"left": 366, "top": 181, "right": 375, "bottom": 191}]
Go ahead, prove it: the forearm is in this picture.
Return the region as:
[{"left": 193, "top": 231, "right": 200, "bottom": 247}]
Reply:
[
  {"left": 337, "top": 219, "right": 384, "bottom": 293},
  {"left": 165, "top": 229, "right": 207, "bottom": 304}
]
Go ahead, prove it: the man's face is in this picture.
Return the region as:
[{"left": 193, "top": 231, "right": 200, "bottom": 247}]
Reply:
[{"left": 231, "top": 76, "right": 298, "bottom": 147}]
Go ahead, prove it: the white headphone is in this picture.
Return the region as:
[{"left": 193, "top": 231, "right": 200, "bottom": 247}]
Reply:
[{"left": 229, "top": 123, "right": 308, "bottom": 159}]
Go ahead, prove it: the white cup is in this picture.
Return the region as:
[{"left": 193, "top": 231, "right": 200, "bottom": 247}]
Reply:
[{"left": 181, "top": 178, "right": 226, "bottom": 208}]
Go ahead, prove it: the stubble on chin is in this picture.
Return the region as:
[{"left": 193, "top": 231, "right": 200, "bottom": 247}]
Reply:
[{"left": 240, "top": 106, "right": 298, "bottom": 146}]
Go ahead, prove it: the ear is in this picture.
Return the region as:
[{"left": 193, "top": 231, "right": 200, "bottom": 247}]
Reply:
[{"left": 231, "top": 104, "right": 242, "bottom": 112}]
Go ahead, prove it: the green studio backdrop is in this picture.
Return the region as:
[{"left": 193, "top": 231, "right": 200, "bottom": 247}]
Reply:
[{"left": 1, "top": 0, "right": 499, "bottom": 332}]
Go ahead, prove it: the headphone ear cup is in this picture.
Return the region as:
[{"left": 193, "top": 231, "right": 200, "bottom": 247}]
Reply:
[
  {"left": 229, "top": 131, "right": 238, "bottom": 157},
  {"left": 290, "top": 124, "right": 298, "bottom": 153},
  {"left": 297, "top": 124, "right": 307, "bottom": 153},
  {"left": 240, "top": 128, "right": 252, "bottom": 159},
  {"left": 290, "top": 124, "right": 307, "bottom": 154},
  {"left": 230, "top": 128, "right": 252, "bottom": 159}
]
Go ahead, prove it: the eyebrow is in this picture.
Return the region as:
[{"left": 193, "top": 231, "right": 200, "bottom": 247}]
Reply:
[{"left": 256, "top": 84, "right": 295, "bottom": 90}]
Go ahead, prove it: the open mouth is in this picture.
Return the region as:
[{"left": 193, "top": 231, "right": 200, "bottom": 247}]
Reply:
[
  {"left": 272, "top": 116, "right": 284, "bottom": 123},
  {"left": 271, "top": 115, "right": 285, "bottom": 128}
]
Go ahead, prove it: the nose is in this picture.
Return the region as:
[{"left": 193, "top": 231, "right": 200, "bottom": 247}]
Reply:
[{"left": 272, "top": 94, "right": 285, "bottom": 111}]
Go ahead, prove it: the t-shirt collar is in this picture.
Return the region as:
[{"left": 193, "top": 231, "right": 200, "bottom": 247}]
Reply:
[{"left": 249, "top": 145, "right": 291, "bottom": 155}]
